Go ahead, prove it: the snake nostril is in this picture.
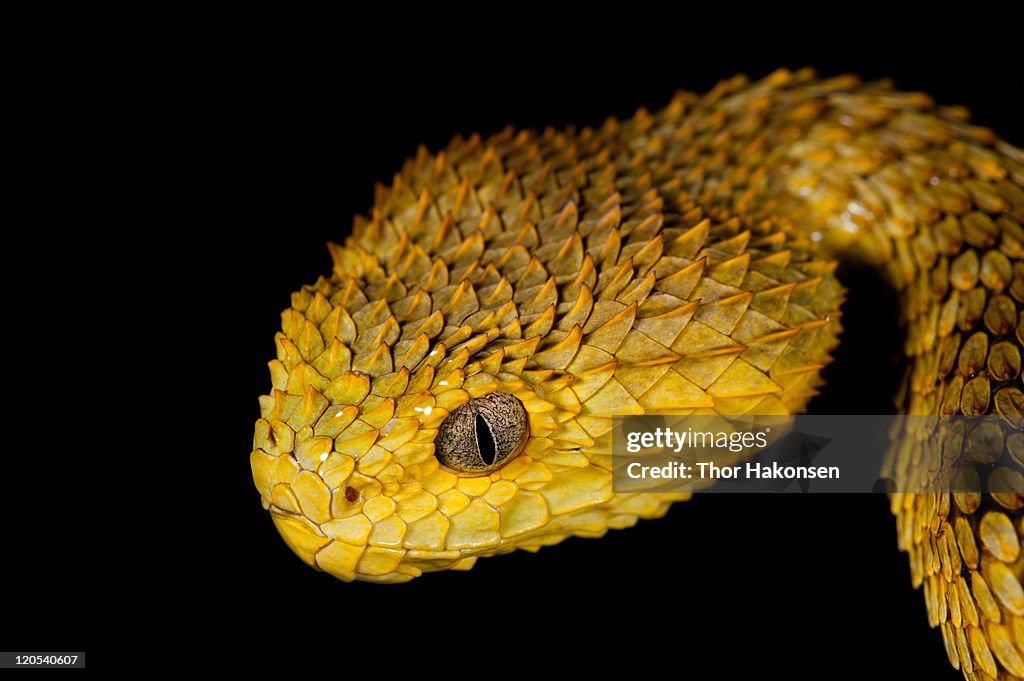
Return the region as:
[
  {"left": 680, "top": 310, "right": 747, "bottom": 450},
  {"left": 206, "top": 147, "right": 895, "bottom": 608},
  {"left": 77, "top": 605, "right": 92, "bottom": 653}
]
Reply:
[{"left": 344, "top": 486, "right": 359, "bottom": 503}]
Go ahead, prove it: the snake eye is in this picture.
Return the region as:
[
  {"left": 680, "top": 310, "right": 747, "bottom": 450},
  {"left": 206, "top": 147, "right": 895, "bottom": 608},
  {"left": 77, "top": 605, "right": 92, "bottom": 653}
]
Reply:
[{"left": 435, "top": 392, "right": 528, "bottom": 473}]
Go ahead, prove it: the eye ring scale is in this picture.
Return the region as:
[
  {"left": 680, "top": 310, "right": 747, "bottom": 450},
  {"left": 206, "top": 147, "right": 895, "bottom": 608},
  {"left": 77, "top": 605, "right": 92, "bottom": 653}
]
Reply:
[{"left": 434, "top": 392, "right": 529, "bottom": 474}]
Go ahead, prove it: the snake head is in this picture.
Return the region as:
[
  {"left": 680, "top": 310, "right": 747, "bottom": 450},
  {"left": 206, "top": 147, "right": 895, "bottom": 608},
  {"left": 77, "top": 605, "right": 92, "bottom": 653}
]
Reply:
[
  {"left": 247, "top": 190, "right": 717, "bottom": 581},
  {"left": 249, "top": 232, "right": 658, "bottom": 584},
  {"left": 251, "top": 125, "right": 842, "bottom": 582}
]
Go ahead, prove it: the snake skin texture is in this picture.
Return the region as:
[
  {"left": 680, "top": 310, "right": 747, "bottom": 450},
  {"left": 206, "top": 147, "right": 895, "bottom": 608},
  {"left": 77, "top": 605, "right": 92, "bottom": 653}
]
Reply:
[{"left": 250, "top": 68, "right": 1024, "bottom": 679}]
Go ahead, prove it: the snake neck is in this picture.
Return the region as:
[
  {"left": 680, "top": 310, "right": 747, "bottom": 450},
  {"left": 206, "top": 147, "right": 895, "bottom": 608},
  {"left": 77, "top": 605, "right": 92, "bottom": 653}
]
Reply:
[
  {"left": 755, "top": 89, "right": 1023, "bottom": 419},
  {"left": 741, "top": 78, "right": 1023, "bottom": 681}
]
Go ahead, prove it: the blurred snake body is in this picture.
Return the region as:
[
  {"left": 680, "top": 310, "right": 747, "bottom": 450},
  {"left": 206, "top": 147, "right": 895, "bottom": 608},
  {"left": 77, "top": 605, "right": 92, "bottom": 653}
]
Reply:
[{"left": 251, "top": 70, "right": 1024, "bottom": 678}]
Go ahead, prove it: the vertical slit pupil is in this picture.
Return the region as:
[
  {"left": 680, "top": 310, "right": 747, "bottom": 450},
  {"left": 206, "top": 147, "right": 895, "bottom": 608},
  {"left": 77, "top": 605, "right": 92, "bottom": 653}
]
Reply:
[{"left": 475, "top": 413, "right": 496, "bottom": 466}]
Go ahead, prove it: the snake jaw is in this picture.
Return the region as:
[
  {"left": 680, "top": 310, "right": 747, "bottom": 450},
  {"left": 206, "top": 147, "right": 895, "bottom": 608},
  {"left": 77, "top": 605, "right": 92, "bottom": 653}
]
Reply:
[{"left": 251, "top": 347, "right": 633, "bottom": 583}]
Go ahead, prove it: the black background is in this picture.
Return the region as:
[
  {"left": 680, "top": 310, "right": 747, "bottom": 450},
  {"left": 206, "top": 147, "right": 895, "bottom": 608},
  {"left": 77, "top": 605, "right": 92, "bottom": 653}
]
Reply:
[{"left": 34, "top": 38, "right": 1023, "bottom": 674}]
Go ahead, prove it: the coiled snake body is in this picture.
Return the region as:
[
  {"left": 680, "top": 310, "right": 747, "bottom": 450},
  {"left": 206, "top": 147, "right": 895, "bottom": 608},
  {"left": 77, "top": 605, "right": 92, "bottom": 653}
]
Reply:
[{"left": 250, "top": 69, "right": 1023, "bottom": 678}]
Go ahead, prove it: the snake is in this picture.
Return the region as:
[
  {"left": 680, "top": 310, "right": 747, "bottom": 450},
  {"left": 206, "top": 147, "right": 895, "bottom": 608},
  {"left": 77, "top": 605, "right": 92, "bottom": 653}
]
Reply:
[{"left": 249, "top": 69, "right": 1023, "bottom": 679}]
